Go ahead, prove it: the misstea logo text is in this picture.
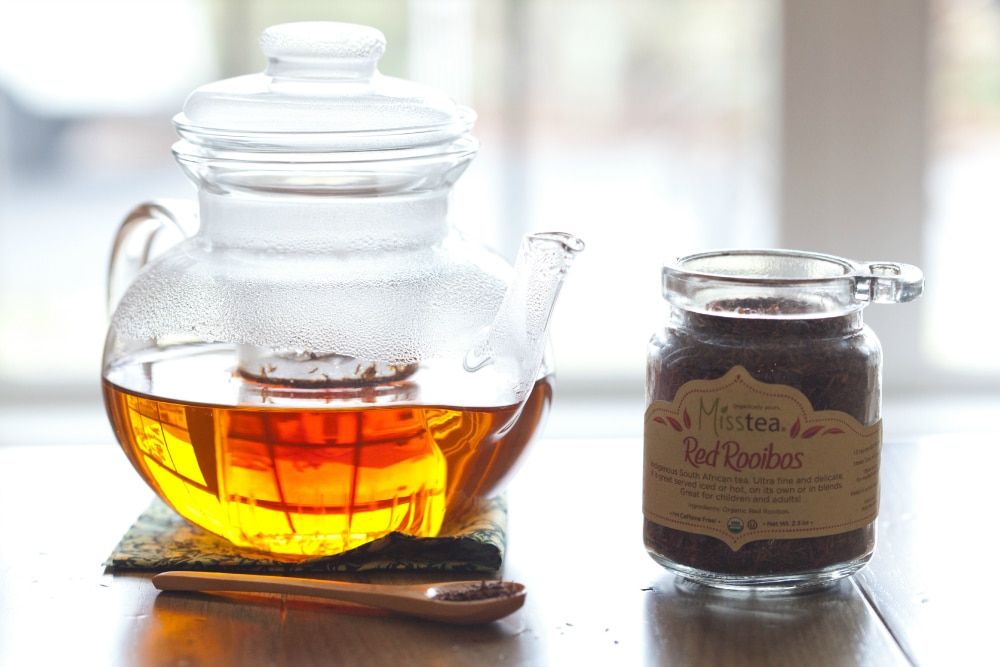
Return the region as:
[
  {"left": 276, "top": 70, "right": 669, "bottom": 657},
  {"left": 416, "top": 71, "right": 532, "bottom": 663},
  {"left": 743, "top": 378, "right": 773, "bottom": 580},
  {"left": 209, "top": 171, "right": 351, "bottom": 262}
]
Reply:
[
  {"left": 699, "top": 397, "right": 781, "bottom": 436},
  {"left": 686, "top": 398, "right": 804, "bottom": 472}
]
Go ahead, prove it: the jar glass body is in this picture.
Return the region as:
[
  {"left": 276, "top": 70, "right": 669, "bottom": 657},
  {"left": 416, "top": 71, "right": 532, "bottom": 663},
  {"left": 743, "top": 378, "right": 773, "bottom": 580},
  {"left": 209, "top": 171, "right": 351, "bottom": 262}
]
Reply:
[{"left": 643, "top": 250, "right": 888, "bottom": 590}]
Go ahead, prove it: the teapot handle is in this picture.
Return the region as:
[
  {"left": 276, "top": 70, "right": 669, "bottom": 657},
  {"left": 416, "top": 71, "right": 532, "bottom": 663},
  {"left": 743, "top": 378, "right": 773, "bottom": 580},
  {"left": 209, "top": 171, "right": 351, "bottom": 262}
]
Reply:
[{"left": 107, "top": 200, "right": 199, "bottom": 316}]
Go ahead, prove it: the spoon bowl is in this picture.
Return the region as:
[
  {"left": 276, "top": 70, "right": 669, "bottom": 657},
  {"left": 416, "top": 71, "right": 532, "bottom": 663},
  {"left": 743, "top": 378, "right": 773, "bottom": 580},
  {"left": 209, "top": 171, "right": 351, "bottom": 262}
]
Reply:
[{"left": 152, "top": 571, "right": 526, "bottom": 625}]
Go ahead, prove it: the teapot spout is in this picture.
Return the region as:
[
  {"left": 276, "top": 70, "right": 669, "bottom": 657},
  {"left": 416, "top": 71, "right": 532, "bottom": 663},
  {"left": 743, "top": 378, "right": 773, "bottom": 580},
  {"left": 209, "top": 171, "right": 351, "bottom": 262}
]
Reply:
[{"left": 464, "top": 232, "right": 585, "bottom": 400}]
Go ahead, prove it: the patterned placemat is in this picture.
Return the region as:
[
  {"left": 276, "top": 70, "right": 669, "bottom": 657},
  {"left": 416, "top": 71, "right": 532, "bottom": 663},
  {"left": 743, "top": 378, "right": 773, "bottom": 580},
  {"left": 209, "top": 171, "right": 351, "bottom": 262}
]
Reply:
[{"left": 105, "top": 495, "right": 506, "bottom": 573}]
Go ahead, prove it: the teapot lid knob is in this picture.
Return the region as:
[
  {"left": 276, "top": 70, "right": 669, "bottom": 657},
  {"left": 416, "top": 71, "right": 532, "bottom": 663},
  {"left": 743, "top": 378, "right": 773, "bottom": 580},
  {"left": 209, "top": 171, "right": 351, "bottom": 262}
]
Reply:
[{"left": 260, "top": 22, "right": 385, "bottom": 82}]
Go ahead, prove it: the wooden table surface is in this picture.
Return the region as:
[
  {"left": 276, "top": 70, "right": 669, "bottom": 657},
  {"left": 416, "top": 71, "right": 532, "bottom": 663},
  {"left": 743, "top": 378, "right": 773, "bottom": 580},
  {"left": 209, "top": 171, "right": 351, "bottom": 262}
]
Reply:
[{"left": 0, "top": 432, "right": 995, "bottom": 667}]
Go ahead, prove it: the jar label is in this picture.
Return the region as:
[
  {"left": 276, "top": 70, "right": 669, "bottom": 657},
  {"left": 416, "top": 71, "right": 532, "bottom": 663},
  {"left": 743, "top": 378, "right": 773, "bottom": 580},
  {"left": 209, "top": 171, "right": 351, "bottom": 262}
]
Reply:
[{"left": 643, "top": 366, "right": 881, "bottom": 551}]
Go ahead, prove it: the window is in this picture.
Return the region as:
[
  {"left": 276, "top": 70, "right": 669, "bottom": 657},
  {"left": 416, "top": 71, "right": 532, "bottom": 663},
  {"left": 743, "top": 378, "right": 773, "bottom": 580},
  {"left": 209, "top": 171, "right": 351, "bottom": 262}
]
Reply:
[
  {"left": 1, "top": 0, "right": 996, "bottom": 443},
  {"left": 926, "top": 0, "right": 1000, "bottom": 376}
]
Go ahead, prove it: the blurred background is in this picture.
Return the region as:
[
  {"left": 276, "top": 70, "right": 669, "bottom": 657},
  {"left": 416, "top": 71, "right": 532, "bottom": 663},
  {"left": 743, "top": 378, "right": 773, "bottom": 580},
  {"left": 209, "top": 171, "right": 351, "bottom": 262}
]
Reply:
[{"left": 1, "top": 0, "right": 998, "bottom": 444}]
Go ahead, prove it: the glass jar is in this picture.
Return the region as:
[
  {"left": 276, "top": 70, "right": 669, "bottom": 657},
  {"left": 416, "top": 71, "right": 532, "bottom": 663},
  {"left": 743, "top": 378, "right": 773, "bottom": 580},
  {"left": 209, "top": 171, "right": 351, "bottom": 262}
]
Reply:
[{"left": 643, "top": 250, "right": 923, "bottom": 590}]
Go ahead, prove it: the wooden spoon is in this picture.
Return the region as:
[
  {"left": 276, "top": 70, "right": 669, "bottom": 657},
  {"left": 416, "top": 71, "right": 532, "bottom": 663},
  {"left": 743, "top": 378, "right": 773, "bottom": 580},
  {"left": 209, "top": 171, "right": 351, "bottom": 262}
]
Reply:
[{"left": 152, "top": 571, "right": 526, "bottom": 625}]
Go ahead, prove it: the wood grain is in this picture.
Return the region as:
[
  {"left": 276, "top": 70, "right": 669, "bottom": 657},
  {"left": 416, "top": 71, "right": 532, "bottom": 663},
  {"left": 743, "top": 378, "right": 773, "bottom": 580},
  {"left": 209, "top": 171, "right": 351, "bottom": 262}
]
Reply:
[
  {"left": 1, "top": 434, "right": 985, "bottom": 666},
  {"left": 855, "top": 436, "right": 1000, "bottom": 667}
]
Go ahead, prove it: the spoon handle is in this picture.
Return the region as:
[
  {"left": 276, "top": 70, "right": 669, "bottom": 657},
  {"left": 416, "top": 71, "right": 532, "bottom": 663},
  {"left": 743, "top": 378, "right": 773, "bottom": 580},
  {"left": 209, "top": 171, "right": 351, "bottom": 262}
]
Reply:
[{"left": 153, "top": 571, "right": 422, "bottom": 609}]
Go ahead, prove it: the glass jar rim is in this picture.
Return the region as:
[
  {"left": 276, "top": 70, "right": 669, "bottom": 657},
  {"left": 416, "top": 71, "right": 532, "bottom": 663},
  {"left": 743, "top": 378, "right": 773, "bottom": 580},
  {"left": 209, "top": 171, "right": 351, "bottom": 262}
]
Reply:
[
  {"left": 662, "top": 248, "right": 924, "bottom": 316},
  {"left": 667, "top": 249, "right": 855, "bottom": 282}
]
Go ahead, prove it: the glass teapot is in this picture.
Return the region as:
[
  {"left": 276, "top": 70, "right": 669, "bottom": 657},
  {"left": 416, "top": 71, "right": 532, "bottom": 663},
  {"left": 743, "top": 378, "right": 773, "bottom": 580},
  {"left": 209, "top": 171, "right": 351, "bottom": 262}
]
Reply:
[{"left": 101, "top": 22, "right": 584, "bottom": 557}]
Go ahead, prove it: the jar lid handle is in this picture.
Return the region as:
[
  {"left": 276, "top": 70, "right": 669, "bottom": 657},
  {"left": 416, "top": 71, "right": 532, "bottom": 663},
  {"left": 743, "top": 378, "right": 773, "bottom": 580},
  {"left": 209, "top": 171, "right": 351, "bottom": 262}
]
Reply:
[{"left": 854, "top": 262, "right": 924, "bottom": 304}]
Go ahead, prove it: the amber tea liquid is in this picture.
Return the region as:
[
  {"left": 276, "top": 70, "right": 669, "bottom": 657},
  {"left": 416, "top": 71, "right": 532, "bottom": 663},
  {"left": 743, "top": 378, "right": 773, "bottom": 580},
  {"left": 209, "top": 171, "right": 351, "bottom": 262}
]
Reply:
[{"left": 103, "top": 350, "right": 551, "bottom": 557}]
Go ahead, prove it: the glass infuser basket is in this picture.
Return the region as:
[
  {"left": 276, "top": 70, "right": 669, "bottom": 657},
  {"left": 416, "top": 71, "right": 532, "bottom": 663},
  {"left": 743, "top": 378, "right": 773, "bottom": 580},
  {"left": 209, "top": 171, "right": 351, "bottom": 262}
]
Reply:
[{"left": 102, "top": 22, "right": 583, "bottom": 557}]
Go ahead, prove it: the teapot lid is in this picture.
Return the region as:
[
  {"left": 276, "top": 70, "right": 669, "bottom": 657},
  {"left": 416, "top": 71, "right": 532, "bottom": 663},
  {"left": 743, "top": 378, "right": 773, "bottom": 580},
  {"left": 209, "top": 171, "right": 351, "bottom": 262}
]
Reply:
[{"left": 173, "top": 22, "right": 475, "bottom": 153}]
